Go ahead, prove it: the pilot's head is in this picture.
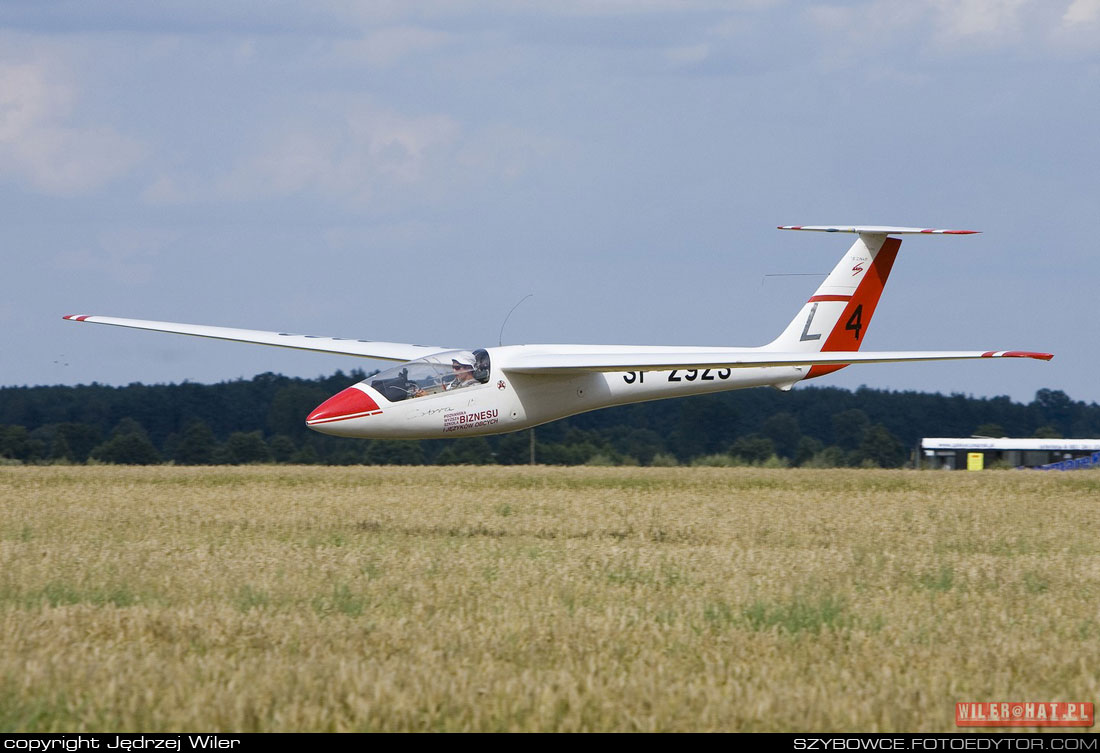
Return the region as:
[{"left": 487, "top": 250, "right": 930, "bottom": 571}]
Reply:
[{"left": 451, "top": 359, "right": 475, "bottom": 380}]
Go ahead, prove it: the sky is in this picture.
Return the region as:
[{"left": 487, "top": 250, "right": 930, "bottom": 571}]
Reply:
[{"left": 4, "top": 0, "right": 1099, "bottom": 404}]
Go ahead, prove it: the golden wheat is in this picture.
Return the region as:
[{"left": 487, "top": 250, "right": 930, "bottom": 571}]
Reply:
[{"left": 1, "top": 465, "right": 1097, "bottom": 732}]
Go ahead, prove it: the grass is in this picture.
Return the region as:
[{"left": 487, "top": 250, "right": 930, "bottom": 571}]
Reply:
[
  {"left": 741, "top": 593, "right": 852, "bottom": 634},
  {"left": 1, "top": 465, "right": 1098, "bottom": 732}
]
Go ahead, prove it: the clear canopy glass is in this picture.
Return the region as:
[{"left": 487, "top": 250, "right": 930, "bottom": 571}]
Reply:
[{"left": 365, "top": 349, "right": 491, "bottom": 403}]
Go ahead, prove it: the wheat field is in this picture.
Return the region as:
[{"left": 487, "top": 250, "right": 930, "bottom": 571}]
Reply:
[{"left": 1, "top": 465, "right": 1097, "bottom": 732}]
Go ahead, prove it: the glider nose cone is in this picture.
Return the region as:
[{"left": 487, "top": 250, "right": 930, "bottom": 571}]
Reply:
[{"left": 306, "top": 386, "right": 381, "bottom": 427}]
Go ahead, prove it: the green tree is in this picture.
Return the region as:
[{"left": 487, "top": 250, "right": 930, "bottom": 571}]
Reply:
[
  {"left": 221, "top": 431, "right": 273, "bottom": 464},
  {"left": 49, "top": 432, "right": 73, "bottom": 462},
  {"left": 802, "top": 445, "right": 848, "bottom": 468},
  {"left": 174, "top": 420, "right": 218, "bottom": 465},
  {"left": 37, "top": 423, "right": 101, "bottom": 462},
  {"left": 855, "top": 424, "right": 905, "bottom": 468},
  {"left": 672, "top": 398, "right": 738, "bottom": 459},
  {"left": 91, "top": 419, "right": 161, "bottom": 465},
  {"left": 974, "top": 423, "right": 1005, "bottom": 438},
  {"left": 832, "top": 409, "right": 870, "bottom": 450},
  {"left": 292, "top": 444, "right": 320, "bottom": 464},
  {"left": 0, "top": 425, "right": 45, "bottom": 462},
  {"left": 1034, "top": 389, "right": 1072, "bottom": 427},
  {"left": 793, "top": 436, "right": 824, "bottom": 467},
  {"left": 267, "top": 385, "right": 329, "bottom": 438},
  {"left": 435, "top": 438, "right": 496, "bottom": 465},
  {"left": 494, "top": 432, "right": 532, "bottom": 465},
  {"left": 268, "top": 435, "right": 297, "bottom": 463},
  {"left": 730, "top": 435, "right": 775, "bottom": 464},
  {"left": 62, "top": 423, "right": 101, "bottom": 461},
  {"left": 761, "top": 412, "right": 801, "bottom": 459},
  {"left": 537, "top": 440, "right": 603, "bottom": 465},
  {"left": 365, "top": 441, "right": 424, "bottom": 465},
  {"left": 617, "top": 428, "right": 664, "bottom": 466}
]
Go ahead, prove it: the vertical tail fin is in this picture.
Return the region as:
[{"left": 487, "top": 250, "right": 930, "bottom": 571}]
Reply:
[{"left": 766, "top": 226, "right": 977, "bottom": 380}]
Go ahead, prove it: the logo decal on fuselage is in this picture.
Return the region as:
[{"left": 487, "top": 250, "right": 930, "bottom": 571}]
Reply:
[{"left": 443, "top": 409, "right": 499, "bottom": 433}]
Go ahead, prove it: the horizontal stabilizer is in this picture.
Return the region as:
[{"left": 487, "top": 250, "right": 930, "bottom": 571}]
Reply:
[
  {"left": 62, "top": 315, "right": 449, "bottom": 362},
  {"left": 778, "top": 225, "right": 979, "bottom": 235},
  {"left": 504, "top": 349, "right": 1052, "bottom": 375}
]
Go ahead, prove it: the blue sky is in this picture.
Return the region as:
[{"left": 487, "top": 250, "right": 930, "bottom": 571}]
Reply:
[{"left": 5, "top": 1, "right": 1098, "bottom": 403}]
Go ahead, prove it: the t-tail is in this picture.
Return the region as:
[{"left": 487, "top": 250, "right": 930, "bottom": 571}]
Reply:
[{"left": 764, "top": 226, "right": 979, "bottom": 380}]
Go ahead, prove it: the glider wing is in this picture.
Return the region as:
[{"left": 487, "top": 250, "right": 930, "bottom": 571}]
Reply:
[
  {"left": 62, "top": 315, "right": 449, "bottom": 362},
  {"left": 503, "top": 349, "right": 1052, "bottom": 375}
]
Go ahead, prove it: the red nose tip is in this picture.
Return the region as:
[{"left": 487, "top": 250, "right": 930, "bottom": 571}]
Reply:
[{"left": 306, "top": 387, "right": 381, "bottom": 425}]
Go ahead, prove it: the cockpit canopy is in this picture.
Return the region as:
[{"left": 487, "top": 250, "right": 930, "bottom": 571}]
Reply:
[{"left": 366, "top": 349, "right": 491, "bottom": 403}]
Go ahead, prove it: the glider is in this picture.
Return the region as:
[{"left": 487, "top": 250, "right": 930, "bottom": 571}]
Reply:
[{"left": 64, "top": 226, "right": 1052, "bottom": 439}]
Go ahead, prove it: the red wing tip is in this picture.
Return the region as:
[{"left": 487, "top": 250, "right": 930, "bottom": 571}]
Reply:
[
  {"left": 982, "top": 350, "right": 1053, "bottom": 361},
  {"left": 1005, "top": 351, "right": 1054, "bottom": 361},
  {"left": 62, "top": 314, "right": 92, "bottom": 322}
]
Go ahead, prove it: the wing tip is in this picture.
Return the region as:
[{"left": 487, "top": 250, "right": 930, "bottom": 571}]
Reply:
[
  {"left": 981, "top": 350, "right": 1054, "bottom": 361},
  {"left": 62, "top": 314, "right": 92, "bottom": 322}
]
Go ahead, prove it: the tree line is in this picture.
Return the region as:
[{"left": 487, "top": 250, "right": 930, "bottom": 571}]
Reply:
[{"left": 0, "top": 370, "right": 1095, "bottom": 467}]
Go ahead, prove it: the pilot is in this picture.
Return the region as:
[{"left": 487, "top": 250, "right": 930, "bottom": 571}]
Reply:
[{"left": 446, "top": 359, "right": 478, "bottom": 390}]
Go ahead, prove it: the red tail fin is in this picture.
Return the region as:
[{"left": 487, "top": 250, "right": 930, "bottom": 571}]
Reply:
[{"left": 803, "top": 236, "right": 900, "bottom": 379}]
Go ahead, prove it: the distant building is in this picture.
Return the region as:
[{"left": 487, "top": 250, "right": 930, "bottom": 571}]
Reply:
[{"left": 920, "top": 438, "right": 1100, "bottom": 470}]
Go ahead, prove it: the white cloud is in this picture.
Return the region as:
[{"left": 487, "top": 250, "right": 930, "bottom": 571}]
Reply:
[
  {"left": 1063, "top": 0, "right": 1100, "bottom": 26},
  {"left": 455, "top": 124, "right": 563, "bottom": 182},
  {"left": 802, "top": 3, "right": 924, "bottom": 68},
  {"left": 337, "top": 0, "right": 779, "bottom": 21},
  {"left": 212, "top": 103, "right": 461, "bottom": 204},
  {"left": 141, "top": 175, "right": 199, "bottom": 205},
  {"left": 0, "top": 63, "right": 68, "bottom": 141},
  {"left": 664, "top": 43, "right": 712, "bottom": 66},
  {"left": 527, "top": 0, "right": 777, "bottom": 13},
  {"left": 330, "top": 26, "right": 451, "bottom": 68},
  {"left": 804, "top": 0, "right": 1096, "bottom": 58},
  {"left": 927, "top": 0, "right": 1031, "bottom": 42},
  {"left": 0, "top": 61, "right": 143, "bottom": 194},
  {"left": 145, "top": 95, "right": 564, "bottom": 208}
]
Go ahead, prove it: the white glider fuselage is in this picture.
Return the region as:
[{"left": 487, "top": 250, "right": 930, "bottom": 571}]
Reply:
[{"left": 308, "top": 344, "right": 793, "bottom": 440}]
